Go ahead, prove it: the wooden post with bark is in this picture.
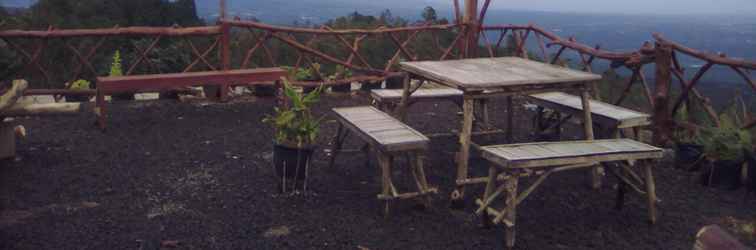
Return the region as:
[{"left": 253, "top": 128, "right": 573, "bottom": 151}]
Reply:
[
  {"left": 652, "top": 43, "right": 674, "bottom": 146},
  {"left": 463, "top": 0, "right": 479, "bottom": 58}
]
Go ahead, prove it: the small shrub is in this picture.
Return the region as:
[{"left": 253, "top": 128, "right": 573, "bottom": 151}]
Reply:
[{"left": 262, "top": 79, "right": 324, "bottom": 147}]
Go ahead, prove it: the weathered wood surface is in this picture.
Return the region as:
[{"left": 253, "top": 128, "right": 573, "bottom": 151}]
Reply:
[
  {"left": 2, "top": 103, "right": 84, "bottom": 116},
  {"left": 529, "top": 92, "right": 651, "bottom": 129},
  {"left": 694, "top": 225, "right": 751, "bottom": 250},
  {"left": 0, "top": 80, "right": 28, "bottom": 111},
  {"left": 400, "top": 57, "right": 601, "bottom": 91},
  {"left": 371, "top": 88, "right": 462, "bottom": 103},
  {"left": 332, "top": 106, "right": 429, "bottom": 152},
  {"left": 97, "top": 68, "right": 286, "bottom": 94},
  {"left": 481, "top": 139, "right": 663, "bottom": 169}
]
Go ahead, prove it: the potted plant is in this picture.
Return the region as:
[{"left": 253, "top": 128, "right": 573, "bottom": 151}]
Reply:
[
  {"left": 327, "top": 65, "right": 353, "bottom": 93},
  {"left": 263, "top": 79, "right": 324, "bottom": 192},
  {"left": 109, "top": 51, "right": 135, "bottom": 101},
  {"left": 672, "top": 104, "right": 705, "bottom": 171},
  {"left": 698, "top": 114, "right": 753, "bottom": 190},
  {"left": 65, "top": 79, "right": 92, "bottom": 102}
]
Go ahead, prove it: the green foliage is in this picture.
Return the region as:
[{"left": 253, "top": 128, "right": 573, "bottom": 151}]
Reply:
[
  {"left": 23, "top": 0, "right": 203, "bottom": 29},
  {"left": 327, "top": 65, "right": 353, "bottom": 81},
  {"left": 421, "top": 6, "right": 438, "bottom": 22},
  {"left": 263, "top": 80, "right": 324, "bottom": 147},
  {"left": 672, "top": 94, "right": 753, "bottom": 161},
  {"left": 69, "top": 79, "right": 91, "bottom": 90},
  {"left": 284, "top": 63, "right": 322, "bottom": 81},
  {"left": 697, "top": 115, "right": 752, "bottom": 161},
  {"left": 109, "top": 50, "right": 123, "bottom": 77}
]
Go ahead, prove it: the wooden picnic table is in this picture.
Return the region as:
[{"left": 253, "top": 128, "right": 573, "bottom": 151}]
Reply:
[{"left": 397, "top": 57, "right": 602, "bottom": 203}]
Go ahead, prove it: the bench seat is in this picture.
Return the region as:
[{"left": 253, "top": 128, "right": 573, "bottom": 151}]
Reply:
[
  {"left": 330, "top": 106, "right": 435, "bottom": 215},
  {"left": 370, "top": 88, "right": 462, "bottom": 103},
  {"left": 476, "top": 138, "right": 663, "bottom": 248},
  {"left": 95, "top": 68, "right": 287, "bottom": 129},
  {"left": 528, "top": 92, "right": 650, "bottom": 129},
  {"left": 481, "top": 139, "right": 663, "bottom": 169},
  {"left": 332, "top": 106, "right": 429, "bottom": 152}
]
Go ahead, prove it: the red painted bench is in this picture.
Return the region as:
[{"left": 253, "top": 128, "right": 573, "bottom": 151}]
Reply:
[{"left": 95, "top": 68, "right": 286, "bottom": 129}]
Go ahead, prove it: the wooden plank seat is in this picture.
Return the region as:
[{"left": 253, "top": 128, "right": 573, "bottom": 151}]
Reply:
[
  {"left": 371, "top": 88, "right": 463, "bottom": 108},
  {"left": 371, "top": 87, "right": 495, "bottom": 134},
  {"left": 528, "top": 91, "right": 651, "bottom": 138},
  {"left": 328, "top": 106, "right": 437, "bottom": 215},
  {"left": 95, "top": 68, "right": 286, "bottom": 129},
  {"left": 475, "top": 139, "right": 663, "bottom": 249}
]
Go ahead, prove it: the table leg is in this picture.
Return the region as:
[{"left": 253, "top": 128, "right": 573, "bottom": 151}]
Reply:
[
  {"left": 644, "top": 161, "right": 657, "bottom": 224},
  {"left": 397, "top": 73, "right": 412, "bottom": 121},
  {"left": 504, "top": 177, "right": 519, "bottom": 249},
  {"left": 506, "top": 96, "right": 514, "bottom": 143},
  {"left": 580, "top": 89, "right": 601, "bottom": 189},
  {"left": 452, "top": 97, "right": 475, "bottom": 207}
]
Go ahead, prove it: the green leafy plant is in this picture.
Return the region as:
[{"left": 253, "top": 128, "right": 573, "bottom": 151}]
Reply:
[
  {"left": 69, "top": 79, "right": 91, "bottom": 90},
  {"left": 672, "top": 103, "right": 699, "bottom": 144},
  {"left": 327, "top": 65, "right": 353, "bottom": 81},
  {"left": 110, "top": 50, "right": 123, "bottom": 77},
  {"left": 284, "top": 63, "right": 322, "bottom": 81},
  {"left": 697, "top": 113, "right": 753, "bottom": 161},
  {"left": 263, "top": 79, "right": 324, "bottom": 148}
]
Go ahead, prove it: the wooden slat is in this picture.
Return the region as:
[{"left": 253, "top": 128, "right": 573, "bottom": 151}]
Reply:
[
  {"left": 97, "top": 67, "right": 286, "bottom": 93},
  {"left": 481, "top": 139, "right": 663, "bottom": 169},
  {"left": 400, "top": 57, "right": 601, "bottom": 91},
  {"left": 333, "top": 106, "right": 429, "bottom": 152},
  {"left": 371, "top": 88, "right": 463, "bottom": 102},
  {"left": 529, "top": 92, "right": 650, "bottom": 128}
]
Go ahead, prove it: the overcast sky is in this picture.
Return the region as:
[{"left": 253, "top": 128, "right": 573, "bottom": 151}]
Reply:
[{"left": 475, "top": 0, "right": 756, "bottom": 15}]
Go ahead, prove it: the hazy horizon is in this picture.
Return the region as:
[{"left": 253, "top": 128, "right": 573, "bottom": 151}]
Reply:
[{"left": 2, "top": 0, "right": 755, "bottom": 16}]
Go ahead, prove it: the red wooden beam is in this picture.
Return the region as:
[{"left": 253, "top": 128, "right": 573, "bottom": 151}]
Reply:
[{"left": 97, "top": 68, "right": 286, "bottom": 94}]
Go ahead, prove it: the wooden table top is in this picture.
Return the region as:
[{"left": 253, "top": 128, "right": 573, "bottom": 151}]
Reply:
[{"left": 400, "top": 57, "right": 602, "bottom": 91}]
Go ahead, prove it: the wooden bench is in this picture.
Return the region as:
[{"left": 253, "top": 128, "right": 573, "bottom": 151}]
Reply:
[
  {"left": 328, "top": 106, "right": 437, "bottom": 215},
  {"left": 528, "top": 91, "right": 651, "bottom": 139},
  {"left": 474, "top": 139, "right": 663, "bottom": 249},
  {"left": 95, "top": 68, "right": 286, "bottom": 129},
  {"left": 370, "top": 87, "right": 496, "bottom": 132},
  {"left": 370, "top": 88, "right": 463, "bottom": 110}
]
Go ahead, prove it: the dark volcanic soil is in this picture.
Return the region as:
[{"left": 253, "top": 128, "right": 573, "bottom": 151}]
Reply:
[{"left": 1, "top": 93, "right": 755, "bottom": 250}]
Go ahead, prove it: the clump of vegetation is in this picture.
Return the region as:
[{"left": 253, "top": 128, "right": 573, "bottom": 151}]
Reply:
[
  {"left": 283, "top": 63, "right": 323, "bottom": 82},
  {"left": 698, "top": 114, "right": 753, "bottom": 162},
  {"left": 110, "top": 50, "right": 123, "bottom": 77},
  {"left": 327, "top": 65, "right": 353, "bottom": 81},
  {"left": 69, "top": 79, "right": 91, "bottom": 90},
  {"left": 263, "top": 79, "right": 324, "bottom": 147}
]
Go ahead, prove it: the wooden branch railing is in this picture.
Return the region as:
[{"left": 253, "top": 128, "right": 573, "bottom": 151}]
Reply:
[
  {"left": 224, "top": 19, "right": 468, "bottom": 85},
  {"left": 0, "top": 25, "right": 223, "bottom": 94},
  {"left": 1, "top": 20, "right": 755, "bottom": 145}
]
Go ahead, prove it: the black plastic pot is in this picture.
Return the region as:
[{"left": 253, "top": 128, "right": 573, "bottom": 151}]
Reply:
[
  {"left": 64, "top": 95, "right": 91, "bottom": 103},
  {"left": 675, "top": 143, "right": 704, "bottom": 170},
  {"left": 111, "top": 93, "right": 135, "bottom": 101},
  {"left": 384, "top": 75, "right": 404, "bottom": 89},
  {"left": 273, "top": 143, "right": 314, "bottom": 182},
  {"left": 331, "top": 83, "right": 351, "bottom": 93},
  {"left": 359, "top": 80, "right": 381, "bottom": 91},
  {"left": 699, "top": 160, "right": 743, "bottom": 190},
  {"left": 746, "top": 151, "right": 756, "bottom": 193}
]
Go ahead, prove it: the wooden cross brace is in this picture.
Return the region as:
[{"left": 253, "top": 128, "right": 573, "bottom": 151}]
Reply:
[{"left": 183, "top": 36, "right": 220, "bottom": 72}]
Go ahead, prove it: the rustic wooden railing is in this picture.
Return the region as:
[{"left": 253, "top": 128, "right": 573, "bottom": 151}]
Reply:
[
  {"left": 0, "top": 25, "right": 222, "bottom": 97},
  {"left": 1, "top": 20, "right": 754, "bottom": 145}
]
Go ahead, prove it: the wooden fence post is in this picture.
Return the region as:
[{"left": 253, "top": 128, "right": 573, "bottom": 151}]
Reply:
[
  {"left": 652, "top": 43, "right": 673, "bottom": 146},
  {"left": 463, "top": 0, "right": 479, "bottom": 58},
  {"left": 219, "top": 21, "right": 232, "bottom": 100}
]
